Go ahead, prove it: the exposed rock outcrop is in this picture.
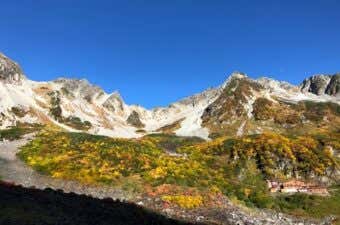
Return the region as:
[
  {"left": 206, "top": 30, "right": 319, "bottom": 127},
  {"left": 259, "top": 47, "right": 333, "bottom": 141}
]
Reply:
[
  {"left": 201, "top": 72, "right": 262, "bottom": 136},
  {"left": 102, "top": 92, "right": 125, "bottom": 113},
  {"left": 53, "top": 78, "right": 104, "bottom": 103},
  {"left": 325, "top": 74, "right": 340, "bottom": 97},
  {"left": 300, "top": 74, "right": 340, "bottom": 97},
  {"left": 127, "top": 110, "right": 145, "bottom": 128},
  {"left": 0, "top": 53, "right": 26, "bottom": 84}
]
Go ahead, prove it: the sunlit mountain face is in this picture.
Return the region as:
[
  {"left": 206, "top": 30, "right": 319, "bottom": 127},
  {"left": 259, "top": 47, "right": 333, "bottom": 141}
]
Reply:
[{"left": 0, "top": 52, "right": 339, "bottom": 225}]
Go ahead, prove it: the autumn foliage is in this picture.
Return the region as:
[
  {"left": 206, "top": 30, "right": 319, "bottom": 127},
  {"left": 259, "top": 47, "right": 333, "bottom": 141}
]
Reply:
[{"left": 17, "top": 130, "right": 339, "bottom": 214}]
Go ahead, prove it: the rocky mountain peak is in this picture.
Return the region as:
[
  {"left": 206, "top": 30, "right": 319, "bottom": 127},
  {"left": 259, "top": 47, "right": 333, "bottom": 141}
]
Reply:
[
  {"left": 53, "top": 78, "right": 105, "bottom": 102},
  {"left": 177, "top": 88, "right": 220, "bottom": 107},
  {"left": 0, "top": 53, "right": 26, "bottom": 84},
  {"left": 230, "top": 71, "right": 248, "bottom": 79},
  {"left": 325, "top": 73, "right": 340, "bottom": 97},
  {"left": 300, "top": 74, "right": 340, "bottom": 97},
  {"left": 54, "top": 78, "right": 93, "bottom": 90},
  {"left": 256, "top": 77, "right": 297, "bottom": 92},
  {"left": 126, "top": 110, "right": 145, "bottom": 128},
  {"left": 221, "top": 71, "right": 248, "bottom": 89},
  {"left": 110, "top": 91, "right": 122, "bottom": 99},
  {"left": 102, "top": 91, "right": 125, "bottom": 112}
]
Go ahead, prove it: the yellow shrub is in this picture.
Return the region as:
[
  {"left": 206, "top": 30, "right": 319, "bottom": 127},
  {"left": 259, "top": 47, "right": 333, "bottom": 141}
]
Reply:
[
  {"left": 52, "top": 171, "right": 63, "bottom": 178},
  {"left": 149, "top": 167, "right": 167, "bottom": 179},
  {"left": 244, "top": 188, "right": 252, "bottom": 197},
  {"left": 162, "top": 195, "right": 203, "bottom": 209},
  {"left": 209, "top": 185, "right": 221, "bottom": 194}
]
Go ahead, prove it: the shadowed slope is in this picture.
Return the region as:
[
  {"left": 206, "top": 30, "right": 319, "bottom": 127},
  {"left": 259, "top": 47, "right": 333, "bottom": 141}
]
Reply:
[{"left": 0, "top": 181, "right": 201, "bottom": 225}]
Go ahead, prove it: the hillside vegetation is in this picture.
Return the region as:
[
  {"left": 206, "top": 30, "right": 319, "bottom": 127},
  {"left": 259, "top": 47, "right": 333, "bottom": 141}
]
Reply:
[{"left": 17, "top": 130, "right": 340, "bottom": 219}]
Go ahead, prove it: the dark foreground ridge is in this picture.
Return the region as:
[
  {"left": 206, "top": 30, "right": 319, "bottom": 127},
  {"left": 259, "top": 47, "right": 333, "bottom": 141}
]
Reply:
[{"left": 0, "top": 181, "right": 202, "bottom": 225}]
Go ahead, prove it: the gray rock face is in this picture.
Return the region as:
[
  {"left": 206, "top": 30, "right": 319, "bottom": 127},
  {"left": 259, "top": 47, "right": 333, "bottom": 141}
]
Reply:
[
  {"left": 126, "top": 110, "right": 144, "bottom": 128},
  {"left": 177, "top": 87, "right": 220, "bottom": 107},
  {"left": 300, "top": 74, "right": 339, "bottom": 97},
  {"left": 53, "top": 78, "right": 104, "bottom": 102},
  {"left": 102, "top": 92, "right": 124, "bottom": 113},
  {"left": 325, "top": 74, "right": 340, "bottom": 97},
  {"left": 0, "top": 53, "right": 26, "bottom": 84}
]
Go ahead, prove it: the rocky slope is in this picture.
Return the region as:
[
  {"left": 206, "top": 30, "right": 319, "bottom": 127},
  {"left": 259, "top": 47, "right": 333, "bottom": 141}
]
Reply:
[
  {"left": 0, "top": 52, "right": 339, "bottom": 139},
  {"left": 202, "top": 73, "right": 340, "bottom": 138},
  {"left": 301, "top": 74, "right": 340, "bottom": 97},
  {"left": 0, "top": 53, "right": 26, "bottom": 84}
]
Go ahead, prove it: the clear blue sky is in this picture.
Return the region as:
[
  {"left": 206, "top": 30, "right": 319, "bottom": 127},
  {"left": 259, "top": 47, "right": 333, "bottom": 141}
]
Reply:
[{"left": 1, "top": 0, "right": 339, "bottom": 108}]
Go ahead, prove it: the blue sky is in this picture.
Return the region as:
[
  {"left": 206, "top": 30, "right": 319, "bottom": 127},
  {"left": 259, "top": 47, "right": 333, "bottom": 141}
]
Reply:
[{"left": 1, "top": 0, "right": 339, "bottom": 108}]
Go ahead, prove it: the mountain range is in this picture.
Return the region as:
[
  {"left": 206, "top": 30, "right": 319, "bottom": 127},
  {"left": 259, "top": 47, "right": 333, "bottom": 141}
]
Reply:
[{"left": 0, "top": 52, "right": 339, "bottom": 139}]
